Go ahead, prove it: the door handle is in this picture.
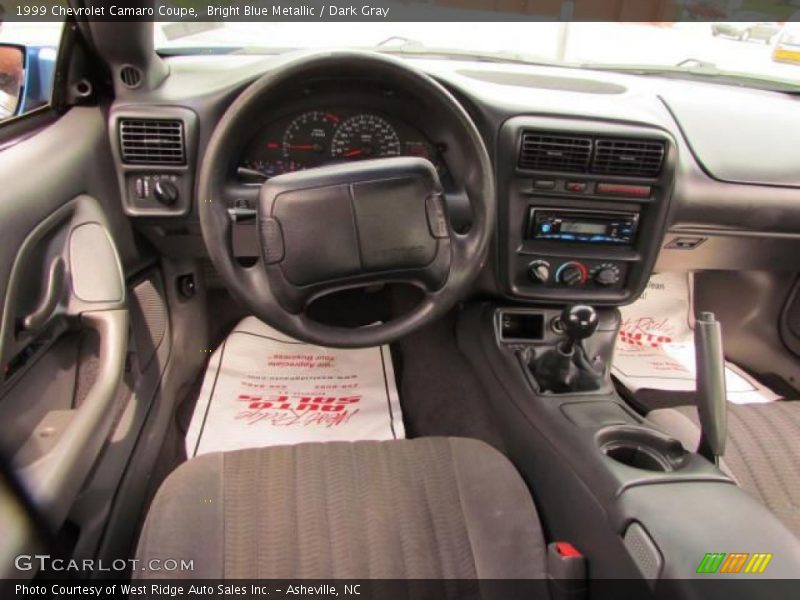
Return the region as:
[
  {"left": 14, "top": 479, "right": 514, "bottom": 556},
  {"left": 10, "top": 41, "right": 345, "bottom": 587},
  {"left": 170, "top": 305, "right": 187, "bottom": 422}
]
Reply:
[
  {"left": 15, "top": 308, "right": 128, "bottom": 526},
  {"left": 21, "top": 257, "right": 64, "bottom": 331}
]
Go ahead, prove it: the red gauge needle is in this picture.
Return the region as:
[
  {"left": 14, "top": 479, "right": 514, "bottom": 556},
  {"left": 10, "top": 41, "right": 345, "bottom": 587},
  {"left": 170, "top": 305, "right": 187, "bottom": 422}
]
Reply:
[
  {"left": 343, "top": 149, "right": 364, "bottom": 158},
  {"left": 284, "top": 144, "right": 316, "bottom": 150}
]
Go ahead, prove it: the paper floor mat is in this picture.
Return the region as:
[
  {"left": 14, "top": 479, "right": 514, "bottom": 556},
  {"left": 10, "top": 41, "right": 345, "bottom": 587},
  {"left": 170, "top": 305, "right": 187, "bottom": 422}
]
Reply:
[
  {"left": 612, "top": 272, "right": 779, "bottom": 405},
  {"left": 186, "top": 316, "right": 404, "bottom": 457}
]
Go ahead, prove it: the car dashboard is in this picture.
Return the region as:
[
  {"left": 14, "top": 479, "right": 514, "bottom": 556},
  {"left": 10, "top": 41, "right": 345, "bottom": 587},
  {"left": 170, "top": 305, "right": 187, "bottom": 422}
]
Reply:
[{"left": 107, "top": 52, "right": 800, "bottom": 306}]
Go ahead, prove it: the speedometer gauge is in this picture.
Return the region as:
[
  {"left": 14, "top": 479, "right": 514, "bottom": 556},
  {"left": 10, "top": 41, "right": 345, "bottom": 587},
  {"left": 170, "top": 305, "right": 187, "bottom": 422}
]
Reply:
[
  {"left": 330, "top": 114, "right": 401, "bottom": 160},
  {"left": 282, "top": 111, "right": 340, "bottom": 166}
]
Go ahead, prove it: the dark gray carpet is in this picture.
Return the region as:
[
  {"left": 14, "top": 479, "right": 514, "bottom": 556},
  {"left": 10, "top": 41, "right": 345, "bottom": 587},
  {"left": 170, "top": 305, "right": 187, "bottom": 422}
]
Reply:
[{"left": 393, "top": 310, "right": 508, "bottom": 454}]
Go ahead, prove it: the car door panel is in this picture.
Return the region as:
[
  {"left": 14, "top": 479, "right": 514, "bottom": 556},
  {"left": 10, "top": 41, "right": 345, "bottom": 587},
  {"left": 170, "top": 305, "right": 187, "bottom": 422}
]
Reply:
[
  {"left": 0, "top": 193, "right": 127, "bottom": 522},
  {"left": 0, "top": 107, "right": 137, "bottom": 574}
]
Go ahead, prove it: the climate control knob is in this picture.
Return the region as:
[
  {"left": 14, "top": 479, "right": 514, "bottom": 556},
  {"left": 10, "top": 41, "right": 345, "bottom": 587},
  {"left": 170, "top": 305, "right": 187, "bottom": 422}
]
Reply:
[
  {"left": 590, "top": 263, "right": 622, "bottom": 287},
  {"left": 556, "top": 261, "right": 588, "bottom": 287},
  {"left": 528, "top": 260, "right": 551, "bottom": 284},
  {"left": 594, "top": 268, "right": 619, "bottom": 286}
]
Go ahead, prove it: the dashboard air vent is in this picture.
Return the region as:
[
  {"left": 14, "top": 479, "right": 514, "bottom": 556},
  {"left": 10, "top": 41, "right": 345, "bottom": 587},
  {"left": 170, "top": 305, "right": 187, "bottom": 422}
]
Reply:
[
  {"left": 519, "top": 132, "right": 592, "bottom": 173},
  {"left": 592, "top": 138, "right": 665, "bottom": 178},
  {"left": 119, "top": 119, "right": 186, "bottom": 165},
  {"left": 119, "top": 65, "right": 143, "bottom": 89}
]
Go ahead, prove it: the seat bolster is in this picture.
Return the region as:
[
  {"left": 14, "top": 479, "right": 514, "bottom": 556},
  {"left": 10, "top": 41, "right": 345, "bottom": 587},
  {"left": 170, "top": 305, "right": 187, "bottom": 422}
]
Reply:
[
  {"left": 135, "top": 452, "right": 224, "bottom": 579},
  {"left": 448, "top": 438, "right": 548, "bottom": 579}
]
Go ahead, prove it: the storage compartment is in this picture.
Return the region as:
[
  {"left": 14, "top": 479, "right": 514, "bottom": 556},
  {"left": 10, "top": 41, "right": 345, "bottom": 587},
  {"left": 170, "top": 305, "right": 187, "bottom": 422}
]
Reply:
[
  {"left": 597, "top": 425, "right": 688, "bottom": 472},
  {"left": 498, "top": 310, "right": 545, "bottom": 342}
]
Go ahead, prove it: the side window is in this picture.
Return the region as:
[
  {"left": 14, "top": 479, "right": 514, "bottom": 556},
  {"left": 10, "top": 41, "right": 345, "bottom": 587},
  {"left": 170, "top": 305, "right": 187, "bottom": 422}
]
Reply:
[{"left": 0, "top": 21, "right": 64, "bottom": 122}]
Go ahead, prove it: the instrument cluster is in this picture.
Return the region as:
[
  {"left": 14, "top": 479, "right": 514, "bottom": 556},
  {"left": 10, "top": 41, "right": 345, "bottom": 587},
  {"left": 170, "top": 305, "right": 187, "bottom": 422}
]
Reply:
[{"left": 238, "top": 108, "right": 448, "bottom": 180}]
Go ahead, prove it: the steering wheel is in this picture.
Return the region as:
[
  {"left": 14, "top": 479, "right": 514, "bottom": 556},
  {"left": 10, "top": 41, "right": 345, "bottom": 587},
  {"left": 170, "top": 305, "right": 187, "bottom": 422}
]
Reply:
[{"left": 198, "top": 51, "right": 495, "bottom": 348}]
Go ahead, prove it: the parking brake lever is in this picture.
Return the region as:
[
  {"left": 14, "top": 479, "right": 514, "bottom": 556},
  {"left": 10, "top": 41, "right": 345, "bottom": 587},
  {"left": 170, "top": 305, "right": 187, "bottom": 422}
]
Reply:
[{"left": 695, "top": 312, "right": 727, "bottom": 465}]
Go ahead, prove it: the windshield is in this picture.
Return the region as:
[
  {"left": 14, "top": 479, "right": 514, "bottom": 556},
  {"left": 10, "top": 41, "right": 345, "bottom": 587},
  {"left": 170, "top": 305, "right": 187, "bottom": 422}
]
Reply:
[
  {"left": 778, "top": 30, "right": 800, "bottom": 47},
  {"left": 155, "top": 22, "right": 800, "bottom": 91}
]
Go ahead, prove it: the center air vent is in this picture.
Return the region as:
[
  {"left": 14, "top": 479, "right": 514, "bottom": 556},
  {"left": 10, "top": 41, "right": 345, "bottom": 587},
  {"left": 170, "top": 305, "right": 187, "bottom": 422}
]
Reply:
[
  {"left": 119, "top": 119, "right": 186, "bottom": 165},
  {"left": 591, "top": 138, "right": 665, "bottom": 178},
  {"left": 518, "top": 131, "right": 666, "bottom": 178},
  {"left": 518, "top": 133, "right": 592, "bottom": 173}
]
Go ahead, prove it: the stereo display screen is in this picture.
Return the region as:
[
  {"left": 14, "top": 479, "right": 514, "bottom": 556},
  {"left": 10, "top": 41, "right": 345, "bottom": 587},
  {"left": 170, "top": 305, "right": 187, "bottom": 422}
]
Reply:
[{"left": 560, "top": 221, "right": 606, "bottom": 235}]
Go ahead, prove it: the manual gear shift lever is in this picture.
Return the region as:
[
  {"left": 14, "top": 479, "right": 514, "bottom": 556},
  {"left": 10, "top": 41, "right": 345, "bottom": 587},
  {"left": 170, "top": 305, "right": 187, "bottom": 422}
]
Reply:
[
  {"left": 559, "top": 305, "right": 600, "bottom": 354},
  {"left": 531, "top": 304, "right": 603, "bottom": 393}
]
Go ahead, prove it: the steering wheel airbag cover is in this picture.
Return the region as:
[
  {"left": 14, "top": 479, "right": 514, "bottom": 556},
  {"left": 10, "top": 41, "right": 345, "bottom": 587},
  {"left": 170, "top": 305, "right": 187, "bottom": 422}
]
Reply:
[{"left": 264, "top": 157, "right": 442, "bottom": 287}]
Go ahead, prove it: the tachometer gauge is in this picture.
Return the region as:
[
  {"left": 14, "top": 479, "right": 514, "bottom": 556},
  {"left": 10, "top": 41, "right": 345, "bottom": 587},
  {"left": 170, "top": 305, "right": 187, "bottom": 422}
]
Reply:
[
  {"left": 282, "top": 111, "right": 340, "bottom": 166},
  {"left": 330, "top": 114, "right": 401, "bottom": 160}
]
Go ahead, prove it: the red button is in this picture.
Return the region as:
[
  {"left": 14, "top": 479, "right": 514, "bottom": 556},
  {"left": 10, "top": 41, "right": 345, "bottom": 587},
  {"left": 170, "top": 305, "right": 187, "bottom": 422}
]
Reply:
[
  {"left": 555, "top": 542, "right": 583, "bottom": 558},
  {"left": 565, "top": 182, "right": 587, "bottom": 193},
  {"left": 596, "top": 183, "right": 651, "bottom": 197}
]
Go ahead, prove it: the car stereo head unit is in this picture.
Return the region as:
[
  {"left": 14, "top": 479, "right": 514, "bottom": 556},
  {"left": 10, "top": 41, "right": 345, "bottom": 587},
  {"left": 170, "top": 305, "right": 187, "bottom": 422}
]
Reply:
[{"left": 528, "top": 209, "right": 638, "bottom": 245}]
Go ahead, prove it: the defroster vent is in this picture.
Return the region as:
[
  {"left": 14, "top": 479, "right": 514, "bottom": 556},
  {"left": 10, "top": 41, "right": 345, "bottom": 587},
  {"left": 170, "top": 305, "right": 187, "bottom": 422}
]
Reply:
[{"left": 119, "top": 119, "right": 186, "bottom": 165}]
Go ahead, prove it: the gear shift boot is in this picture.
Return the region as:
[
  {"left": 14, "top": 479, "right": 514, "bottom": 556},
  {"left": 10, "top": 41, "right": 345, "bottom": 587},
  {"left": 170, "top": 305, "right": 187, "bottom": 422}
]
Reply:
[
  {"left": 530, "top": 305, "right": 606, "bottom": 394},
  {"left": 533, "top": 345, "right": 581, "bottom": 393}
]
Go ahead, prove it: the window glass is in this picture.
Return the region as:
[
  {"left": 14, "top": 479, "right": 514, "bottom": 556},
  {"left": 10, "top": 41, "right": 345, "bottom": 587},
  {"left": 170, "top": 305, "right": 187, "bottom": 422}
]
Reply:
[{"left": 155, "top": 21, "right": 800, "bottom": 92}]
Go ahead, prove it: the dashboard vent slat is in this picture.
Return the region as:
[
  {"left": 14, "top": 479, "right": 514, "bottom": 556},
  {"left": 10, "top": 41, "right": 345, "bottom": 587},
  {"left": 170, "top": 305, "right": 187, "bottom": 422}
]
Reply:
[
  {"left": 519, "top": 132, "right": 592, "bottom": 173},
  {"left": 119, "top": 119, "right": 186, "bottom": 165},
  {"left": 591, "top": 138, "right": 665, "bottom": 178},
  {"left": 119, "top": 65, "right": 143, "bottom": 89}
]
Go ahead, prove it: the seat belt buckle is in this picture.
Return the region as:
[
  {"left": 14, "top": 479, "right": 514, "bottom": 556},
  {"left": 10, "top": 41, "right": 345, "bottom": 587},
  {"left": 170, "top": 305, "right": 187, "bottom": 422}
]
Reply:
[{"left": 547, "top": 541, "right": 587, "bottom": 600}]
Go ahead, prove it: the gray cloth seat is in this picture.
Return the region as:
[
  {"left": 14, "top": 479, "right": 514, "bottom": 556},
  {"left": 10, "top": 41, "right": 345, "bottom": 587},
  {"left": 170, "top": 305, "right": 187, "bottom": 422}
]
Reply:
[
  {"left": 648, "top": 401, "right": 800, "bottom": 538},
  {"left": 135, "top": 437, "right": 548, "bottom": 581}
]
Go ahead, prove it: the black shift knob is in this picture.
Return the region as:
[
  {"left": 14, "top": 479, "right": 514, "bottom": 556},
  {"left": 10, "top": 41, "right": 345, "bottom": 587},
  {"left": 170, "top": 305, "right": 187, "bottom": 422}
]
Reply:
[{"left": 560, "top": 305, "right": 599, "bottom": 352}]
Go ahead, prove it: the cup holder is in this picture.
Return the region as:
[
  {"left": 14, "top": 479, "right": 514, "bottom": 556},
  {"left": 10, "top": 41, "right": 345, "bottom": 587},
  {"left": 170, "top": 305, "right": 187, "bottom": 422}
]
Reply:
[{"left": 597, "top": 425, "right": 688, "bottom": 472}]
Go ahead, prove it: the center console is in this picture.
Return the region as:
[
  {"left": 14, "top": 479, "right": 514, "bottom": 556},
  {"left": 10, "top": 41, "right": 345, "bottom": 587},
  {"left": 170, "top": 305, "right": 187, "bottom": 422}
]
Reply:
[
  {"left": 483, "top": 119, "right": 800, "bottom": 594},
  {"left": 496, "top": 116, "right": 676, "bottom": 304},
  {"left": 457, "top": 303, "right": 800, "bottom": 597}
]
